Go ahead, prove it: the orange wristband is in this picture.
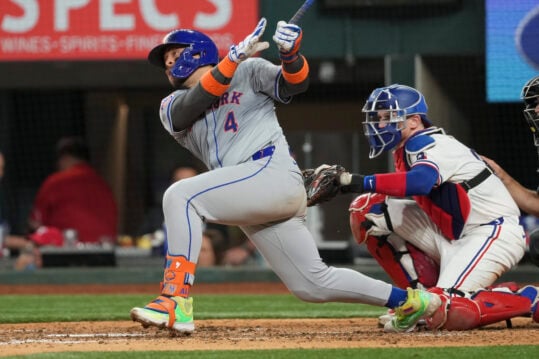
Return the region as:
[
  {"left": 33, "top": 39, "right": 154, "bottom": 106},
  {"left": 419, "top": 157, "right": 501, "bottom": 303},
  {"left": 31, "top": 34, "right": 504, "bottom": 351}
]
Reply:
[
  {"left": 200, "top": 71, "right": 230, "bottom": 96},
  {"left": 282, "top": 56, "right": 309, "bottom": 84},
  {"left": 217, "top": 57, "right": 238, "bottom": 78}
]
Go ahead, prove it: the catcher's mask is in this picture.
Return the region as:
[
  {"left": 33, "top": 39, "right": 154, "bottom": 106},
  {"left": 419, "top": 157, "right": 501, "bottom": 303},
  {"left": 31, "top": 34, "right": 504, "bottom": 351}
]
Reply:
[
  {"left": 362, "top": 84, "right": 431, "bottom": 158},
  {"left": 522, "top": 76, "right": 539, "bottom": 147},
  {"left": 148, "top": 29, "right": 218, "bottom": 79}
]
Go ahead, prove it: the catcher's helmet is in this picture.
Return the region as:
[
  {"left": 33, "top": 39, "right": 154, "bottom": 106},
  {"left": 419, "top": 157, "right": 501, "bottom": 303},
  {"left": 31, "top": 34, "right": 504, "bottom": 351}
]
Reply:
[
  {"left": 362, "top": 84, "right": 431, "bottom": 158},
  {"left": 148, "top": 29, "right": 219, "bottom": 79},
  {"left": 521, "top": 76, "right": 539, "bottom": 147}
]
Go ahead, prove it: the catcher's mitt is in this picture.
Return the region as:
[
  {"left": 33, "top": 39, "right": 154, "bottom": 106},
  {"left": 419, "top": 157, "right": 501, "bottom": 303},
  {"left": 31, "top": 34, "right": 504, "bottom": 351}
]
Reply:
[{"left": 304, "top": 165, "right": 347, "bottom": 206}]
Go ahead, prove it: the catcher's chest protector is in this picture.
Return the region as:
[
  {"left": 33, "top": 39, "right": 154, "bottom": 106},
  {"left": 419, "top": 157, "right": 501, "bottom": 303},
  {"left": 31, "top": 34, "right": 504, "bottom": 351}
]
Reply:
[{"left": 394, "top": 135, "right": 471, "bottom": 239}]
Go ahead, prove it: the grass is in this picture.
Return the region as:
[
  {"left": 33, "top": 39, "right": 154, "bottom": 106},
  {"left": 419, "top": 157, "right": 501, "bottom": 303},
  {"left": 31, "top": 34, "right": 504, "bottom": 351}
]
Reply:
[
  {"left": 1, "top": 293, "right": 538, "bottom": 358},
  {"left": 0, "top": 293, "right": 385, "bottom": 323},
  {"left": 4, "top": 346, "right": 539, "bottom": 359}
]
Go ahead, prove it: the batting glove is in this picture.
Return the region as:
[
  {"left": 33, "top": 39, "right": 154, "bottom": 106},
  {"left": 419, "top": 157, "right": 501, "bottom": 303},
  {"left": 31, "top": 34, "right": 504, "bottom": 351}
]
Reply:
[
  {"left": 272, "top": 21, "right": 303, "bottom": 62},
  {"left": 228, "top": 18, "right": 270, "bottom": 63}
]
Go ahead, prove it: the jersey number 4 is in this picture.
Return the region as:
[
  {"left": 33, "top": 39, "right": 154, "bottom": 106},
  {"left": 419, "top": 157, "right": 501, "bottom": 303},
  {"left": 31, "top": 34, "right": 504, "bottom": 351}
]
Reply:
[{"left": 224, "top": 111, "right": 238, "bottom": 133}]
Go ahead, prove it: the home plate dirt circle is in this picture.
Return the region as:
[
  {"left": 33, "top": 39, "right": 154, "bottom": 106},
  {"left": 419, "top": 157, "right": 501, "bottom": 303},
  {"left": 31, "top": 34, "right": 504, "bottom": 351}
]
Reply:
[
  {"left": 0, "top": 283, "right": 537, "bottom": 357},
  {"left": 1, "top": 318, "right": 538, "bottom": 357}
]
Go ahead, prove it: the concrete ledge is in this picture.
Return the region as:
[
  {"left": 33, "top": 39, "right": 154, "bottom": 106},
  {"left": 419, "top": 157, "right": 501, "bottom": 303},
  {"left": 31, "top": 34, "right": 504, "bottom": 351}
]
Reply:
[
  {"left": 0, "top": 262, "right": 536, "bottom": 286},
  {"left": 0, "top": 266, "right": 280, "bottom": 285}
]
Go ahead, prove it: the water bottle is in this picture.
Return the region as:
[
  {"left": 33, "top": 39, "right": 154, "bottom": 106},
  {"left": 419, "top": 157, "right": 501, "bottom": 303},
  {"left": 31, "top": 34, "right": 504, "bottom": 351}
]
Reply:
[{"left": 63, "top": 229, "right": 78, "bottom": 247}]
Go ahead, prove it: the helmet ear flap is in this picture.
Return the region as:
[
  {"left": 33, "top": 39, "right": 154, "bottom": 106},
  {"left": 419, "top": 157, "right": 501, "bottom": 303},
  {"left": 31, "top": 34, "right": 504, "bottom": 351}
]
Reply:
[{"left": 148, "top": 29, "right": 219, "bottom": 79}]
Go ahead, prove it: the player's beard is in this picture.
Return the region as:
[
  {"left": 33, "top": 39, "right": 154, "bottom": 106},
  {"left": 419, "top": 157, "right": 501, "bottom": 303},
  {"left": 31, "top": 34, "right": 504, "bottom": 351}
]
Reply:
[{"left": 170, "top": 77, "right": 188, "bottom": 89}]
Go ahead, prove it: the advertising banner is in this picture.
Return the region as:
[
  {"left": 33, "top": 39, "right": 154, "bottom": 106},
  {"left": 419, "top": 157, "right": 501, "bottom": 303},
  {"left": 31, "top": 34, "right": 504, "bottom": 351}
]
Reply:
[
  {"left": 486, "top": 0, "right": 539, "bottom": 102},
  {"left": 0, "top": 0, "right": 258, "bottom": 61}
]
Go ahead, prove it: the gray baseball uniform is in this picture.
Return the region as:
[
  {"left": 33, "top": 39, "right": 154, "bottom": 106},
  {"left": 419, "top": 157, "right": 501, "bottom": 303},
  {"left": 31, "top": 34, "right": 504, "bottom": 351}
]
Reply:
[{"left": 159, "top": 57, "right": 394, "bottom": 305}]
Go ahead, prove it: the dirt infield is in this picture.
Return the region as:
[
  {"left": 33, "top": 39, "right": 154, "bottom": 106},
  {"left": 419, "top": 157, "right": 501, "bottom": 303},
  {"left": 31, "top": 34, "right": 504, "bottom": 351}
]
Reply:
[{"left": 1, "top": 283, "right": 538, "bottom": 357}]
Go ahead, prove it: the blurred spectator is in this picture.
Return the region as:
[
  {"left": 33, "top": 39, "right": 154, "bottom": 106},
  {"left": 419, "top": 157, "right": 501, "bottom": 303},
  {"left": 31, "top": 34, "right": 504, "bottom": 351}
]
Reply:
[
  {"left": 171, "top": 165, "right": 198, "bottom": 182},
  {"left": 222, "top": 227, "right": 266, "bottom": 267},
  {"left": 0, "top": 151, "right": 42, "bottom": 270},
  {"left": 198, "top": 228, "right": 228, "bottom": 267},
  {"left": 28, "top": 137, "right": 118, "bottom": 245}
]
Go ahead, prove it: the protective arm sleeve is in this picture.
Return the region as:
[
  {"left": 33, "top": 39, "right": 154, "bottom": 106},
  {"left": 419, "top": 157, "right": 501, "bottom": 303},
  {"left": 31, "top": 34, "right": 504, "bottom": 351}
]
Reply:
[
  {"left": 365, "top": 164, "right": 439, "bottom": 197},
  {"left": 170, "top": 57, "right": 238, "bottom": 131},
  {"left": 278, "top": 55, "right": 309, "bottom": 98}
]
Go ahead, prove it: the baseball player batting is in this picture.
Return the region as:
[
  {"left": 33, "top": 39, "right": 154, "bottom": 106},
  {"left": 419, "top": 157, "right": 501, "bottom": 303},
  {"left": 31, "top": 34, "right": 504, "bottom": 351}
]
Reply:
[
  {"left": 129, "top": 18, "right": 442, "bottom": 335},
  {"left": 305, "top": 84, "right": 539, "bottom": 330}
]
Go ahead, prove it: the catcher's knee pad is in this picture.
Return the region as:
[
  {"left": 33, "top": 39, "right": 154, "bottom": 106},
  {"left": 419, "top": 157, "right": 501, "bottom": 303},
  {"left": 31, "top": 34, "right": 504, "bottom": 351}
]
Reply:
[
  {"left": 426, "top": 287, "right": 532, "bottom": 330},
  {"left": 160, "top": 254, "right": 197, "bottom": 297},
  {"left": 365, "top": 234, "right": 439, "bottom": 289},
  {"left": 349, "top": 193, "right": 390, "bottom": 244},
  {"left": 350, "top": 193, "right": 438, "bottom": 289}
]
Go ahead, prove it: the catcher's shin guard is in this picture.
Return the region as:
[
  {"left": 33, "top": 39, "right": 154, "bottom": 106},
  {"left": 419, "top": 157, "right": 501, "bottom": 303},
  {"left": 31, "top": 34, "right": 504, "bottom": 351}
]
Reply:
[
  {"left": 161, "top": 254, "right": 197, "bottom": 297},
  {"left": 426, "top": 287, "right": 533, "bottom": 330},
  {"left": 350, "top": 193, "right": 439, "bottom": 289},
  {"left": 365, "top": 234, "right": 439, "bottom": 289}
]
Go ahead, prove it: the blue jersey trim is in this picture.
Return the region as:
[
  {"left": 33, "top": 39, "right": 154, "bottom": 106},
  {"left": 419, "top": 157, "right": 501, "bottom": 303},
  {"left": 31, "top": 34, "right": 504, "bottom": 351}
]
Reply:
[
  {"left": 166, "top": 95, "right": 175, "bottom": 131},
  {"left": 209, "top": 109, "right": 223, "bottom": 168},
  {"left": 405, "top": 133, "right": 435, "bottom": 153}
]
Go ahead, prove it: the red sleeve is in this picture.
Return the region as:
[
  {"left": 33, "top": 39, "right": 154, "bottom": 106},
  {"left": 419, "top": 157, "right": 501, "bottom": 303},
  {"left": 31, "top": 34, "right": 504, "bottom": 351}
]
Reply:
[
  {"left": 29, "top": 177, "right": 54, "bottom": 225},
  {"left": 371, "top": 164, "right": 439, "bottom": 197},
  {"left": 373, "top": 172, "right": 408, "bottom": 197}
]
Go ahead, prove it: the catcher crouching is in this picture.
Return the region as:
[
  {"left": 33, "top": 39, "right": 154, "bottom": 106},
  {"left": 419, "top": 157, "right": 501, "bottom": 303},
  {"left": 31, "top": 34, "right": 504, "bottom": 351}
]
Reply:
[{"left": 303, "top": 84, "right": 539, "bottom": 330}]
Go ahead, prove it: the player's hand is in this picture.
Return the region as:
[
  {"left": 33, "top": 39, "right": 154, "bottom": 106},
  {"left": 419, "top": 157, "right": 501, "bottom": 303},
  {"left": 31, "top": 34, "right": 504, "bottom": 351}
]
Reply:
[
  {"left": 480, "top": 155, "right": 508, "bottom": 182},
  {"left": 228, "top": 18, "right": 269, "bottom": 63},
  {"left": 272, "top": 21, "right": 303, "bottom": 62}
]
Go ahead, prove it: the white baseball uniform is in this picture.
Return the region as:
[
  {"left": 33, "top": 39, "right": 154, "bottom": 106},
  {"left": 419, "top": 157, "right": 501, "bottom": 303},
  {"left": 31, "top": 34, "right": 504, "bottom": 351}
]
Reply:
[
  {"left": 159, "top": 58, "right": 397, "bottom": 306},
  {"left": 368, "top": 127, "right": 527, "bottom": 292}
]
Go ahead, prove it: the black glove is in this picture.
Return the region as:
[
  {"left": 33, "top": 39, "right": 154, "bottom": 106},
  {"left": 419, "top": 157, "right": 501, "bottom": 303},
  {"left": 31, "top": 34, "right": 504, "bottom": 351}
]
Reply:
[{"left": 340, "top": 173, "right": 365, "bottom": 193}]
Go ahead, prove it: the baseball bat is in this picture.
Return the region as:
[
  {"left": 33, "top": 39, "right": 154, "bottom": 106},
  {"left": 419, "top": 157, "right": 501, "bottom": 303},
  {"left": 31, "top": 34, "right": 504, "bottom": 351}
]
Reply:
[{"left": 289, "top": 0, "right": 315, "bottom": 25}]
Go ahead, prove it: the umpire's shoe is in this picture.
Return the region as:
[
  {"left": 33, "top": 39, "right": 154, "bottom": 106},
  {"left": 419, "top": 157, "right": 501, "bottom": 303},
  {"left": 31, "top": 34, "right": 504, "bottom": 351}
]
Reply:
[
  {"left": 130, "top": 296, "right": 194, "bottom": 334},
  {"left": 384, "top": 288, "right": 442, "bottom": 333}
]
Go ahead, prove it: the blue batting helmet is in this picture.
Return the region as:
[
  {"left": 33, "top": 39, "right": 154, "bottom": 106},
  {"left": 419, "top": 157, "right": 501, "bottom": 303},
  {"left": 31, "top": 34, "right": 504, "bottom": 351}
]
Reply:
[
  {"left": 361, "top": 84, "right": 431, "bottom": 158},
  {"left": 148, "top": 29, "right": 219, "bottom": 79}
]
